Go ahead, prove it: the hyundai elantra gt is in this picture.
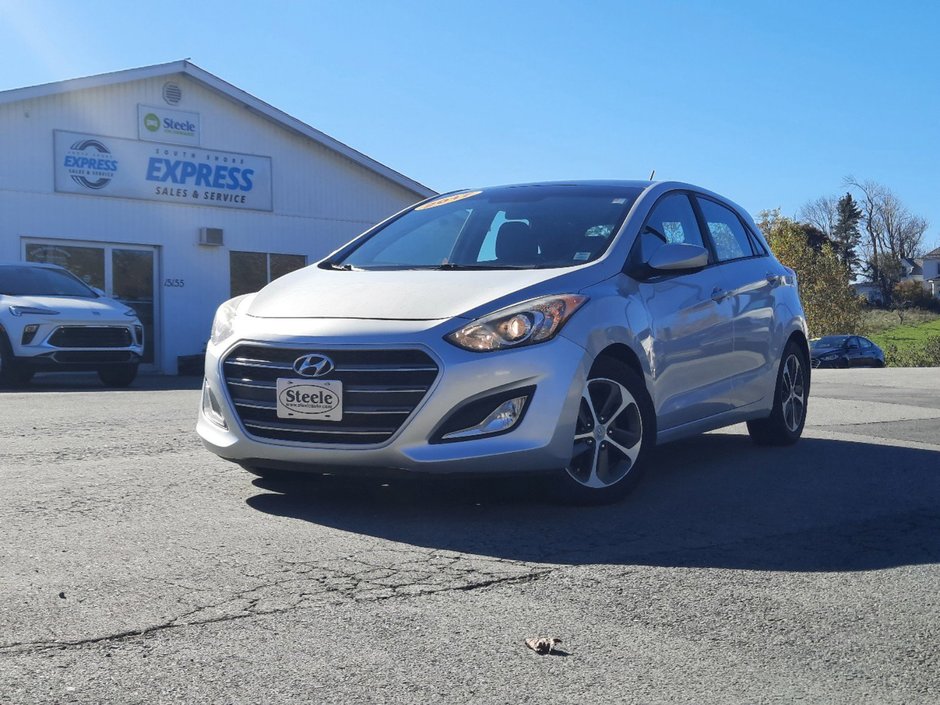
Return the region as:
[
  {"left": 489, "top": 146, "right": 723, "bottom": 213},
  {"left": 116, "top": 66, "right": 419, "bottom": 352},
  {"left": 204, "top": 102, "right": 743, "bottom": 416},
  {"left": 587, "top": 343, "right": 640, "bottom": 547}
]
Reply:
[{"left": 198, "top": 181, "right": 809, "bottom": 503}]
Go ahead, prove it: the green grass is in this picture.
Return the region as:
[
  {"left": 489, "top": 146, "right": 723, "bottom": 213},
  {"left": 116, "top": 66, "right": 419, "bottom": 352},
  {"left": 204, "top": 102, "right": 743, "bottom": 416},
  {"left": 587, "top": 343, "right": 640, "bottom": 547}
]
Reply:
[
  {"left": 861, "top": 307, "right": 940, "bottom": 336},
  {"left": 863, "top": 312, "right": 940, "bottom": 366},
  {"left": 868, "top": 317, "right": 940, "bottom": 348}
]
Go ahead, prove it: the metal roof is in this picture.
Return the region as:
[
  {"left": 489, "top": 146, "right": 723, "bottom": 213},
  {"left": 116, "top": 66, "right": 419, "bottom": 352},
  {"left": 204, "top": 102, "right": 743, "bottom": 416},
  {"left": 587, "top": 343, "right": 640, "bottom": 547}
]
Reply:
[{"left": 0, "top": 60, "right": 435, "bottom": 199}]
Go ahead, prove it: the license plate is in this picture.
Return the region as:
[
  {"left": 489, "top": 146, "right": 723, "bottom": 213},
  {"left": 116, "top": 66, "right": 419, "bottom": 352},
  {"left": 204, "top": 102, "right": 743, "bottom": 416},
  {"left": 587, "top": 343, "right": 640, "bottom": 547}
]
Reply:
[{"left": 276, "top": 378, "right": 343, "bottom": 421}]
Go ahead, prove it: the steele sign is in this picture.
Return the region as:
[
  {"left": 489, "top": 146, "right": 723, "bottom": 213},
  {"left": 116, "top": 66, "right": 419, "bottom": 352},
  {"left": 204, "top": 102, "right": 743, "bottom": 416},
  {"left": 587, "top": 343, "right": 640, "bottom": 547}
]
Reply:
[{"left": 138, "top": 105, "right": 201, "bottom": 146}]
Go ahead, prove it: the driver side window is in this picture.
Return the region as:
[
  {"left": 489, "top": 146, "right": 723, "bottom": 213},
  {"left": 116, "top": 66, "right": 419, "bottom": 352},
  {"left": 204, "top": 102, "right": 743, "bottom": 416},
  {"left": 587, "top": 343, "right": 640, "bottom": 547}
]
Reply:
[{"left": 633, "top": 193, "right": 706, "bottom": 263}]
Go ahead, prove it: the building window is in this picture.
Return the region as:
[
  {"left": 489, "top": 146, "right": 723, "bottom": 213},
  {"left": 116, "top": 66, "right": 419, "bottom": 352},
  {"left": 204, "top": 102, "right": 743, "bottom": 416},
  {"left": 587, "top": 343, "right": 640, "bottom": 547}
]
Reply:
[{"left": 230, "top": 251, "right": 307, "bottom": 297}]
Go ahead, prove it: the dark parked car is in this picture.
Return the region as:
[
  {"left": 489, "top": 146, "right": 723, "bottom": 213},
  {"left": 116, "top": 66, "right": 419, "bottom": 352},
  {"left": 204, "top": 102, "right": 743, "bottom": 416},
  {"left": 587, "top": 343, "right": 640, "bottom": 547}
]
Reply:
[{"left": 810, "top": 335, "right": 885, "bottom": 368}]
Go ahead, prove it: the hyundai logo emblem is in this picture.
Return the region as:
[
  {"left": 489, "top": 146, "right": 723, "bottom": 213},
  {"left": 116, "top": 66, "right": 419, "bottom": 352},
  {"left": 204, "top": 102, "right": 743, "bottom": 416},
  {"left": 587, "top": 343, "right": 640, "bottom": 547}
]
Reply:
[{"left": 293, "top": 353, "right": 335, "bottom": 378}]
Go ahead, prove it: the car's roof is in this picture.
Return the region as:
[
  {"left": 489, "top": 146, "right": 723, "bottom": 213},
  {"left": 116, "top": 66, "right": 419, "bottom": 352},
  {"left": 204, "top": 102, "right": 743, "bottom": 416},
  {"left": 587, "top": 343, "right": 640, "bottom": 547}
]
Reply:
[
  {"left": 470, "top": 180, "right": 656, "bottom": 190},
  {"left": 437, "top": 180, "right": 742, "bottom": 209},
  {"left": 447, "top": 179, "right": 727, "bottom": 192}
]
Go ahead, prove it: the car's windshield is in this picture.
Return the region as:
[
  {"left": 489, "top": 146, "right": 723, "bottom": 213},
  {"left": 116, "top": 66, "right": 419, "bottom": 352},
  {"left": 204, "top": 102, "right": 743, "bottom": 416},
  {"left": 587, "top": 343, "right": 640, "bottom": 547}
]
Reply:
[
  {"left": 811, "top": 335, "right": 849, "bottom": 349},
  {"left": 333, "top": 185, "right": 643, "bottom": 270},
  {"left": 0, "top": 265, "right": 97, "bottom": 297}
]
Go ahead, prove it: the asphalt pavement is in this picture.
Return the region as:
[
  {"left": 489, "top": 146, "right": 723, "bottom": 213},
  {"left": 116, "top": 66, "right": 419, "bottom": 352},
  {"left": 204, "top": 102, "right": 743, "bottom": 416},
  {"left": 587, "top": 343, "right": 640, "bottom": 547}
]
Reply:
[{"left": 1, "top": 369, "right": 938, "bottom": 704}]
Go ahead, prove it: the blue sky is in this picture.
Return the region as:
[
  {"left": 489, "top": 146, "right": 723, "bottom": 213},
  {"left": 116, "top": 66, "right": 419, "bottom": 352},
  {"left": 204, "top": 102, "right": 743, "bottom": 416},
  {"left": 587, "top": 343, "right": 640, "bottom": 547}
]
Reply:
[{"left": 2, "top": 0, "right": 938, "bottom": 250}]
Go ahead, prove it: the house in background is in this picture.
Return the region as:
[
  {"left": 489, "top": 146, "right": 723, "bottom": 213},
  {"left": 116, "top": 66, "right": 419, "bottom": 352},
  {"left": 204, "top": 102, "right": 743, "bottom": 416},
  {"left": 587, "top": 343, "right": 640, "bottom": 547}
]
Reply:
[
  {"left": 853, "top": 247, "right": 940, "bottom": 304},
  {"left": 919, "top": 247, "right": 940, "bottom": 298}
]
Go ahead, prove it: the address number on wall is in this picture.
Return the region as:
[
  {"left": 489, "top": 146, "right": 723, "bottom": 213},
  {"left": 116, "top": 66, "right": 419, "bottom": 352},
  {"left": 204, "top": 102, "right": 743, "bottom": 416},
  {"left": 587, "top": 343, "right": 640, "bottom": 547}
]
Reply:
[{"left": 164, "top": 278, "right": 186, "bottom": 288}]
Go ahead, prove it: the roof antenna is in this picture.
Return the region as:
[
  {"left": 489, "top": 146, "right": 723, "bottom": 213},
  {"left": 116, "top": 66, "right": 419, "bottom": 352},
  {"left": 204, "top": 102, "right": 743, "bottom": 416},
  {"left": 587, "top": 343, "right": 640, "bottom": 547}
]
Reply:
[{"left": 648, "top": 169, "right": 656, "bottom": 181}]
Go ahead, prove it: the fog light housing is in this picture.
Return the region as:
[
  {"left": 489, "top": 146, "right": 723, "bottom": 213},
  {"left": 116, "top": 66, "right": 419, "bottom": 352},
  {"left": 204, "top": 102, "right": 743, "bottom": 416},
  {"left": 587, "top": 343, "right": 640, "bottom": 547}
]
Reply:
[
  {"left": 22, "top": 325, "right": 40, "bottom": 345},
  {"left": 135, "top": 326, "right": 144, "bottom": 345},
  {"left": 432, "top": 386, "right": 535, "bottom": 443},
  {"left": 201, "top": 380, "right": 227, "bottom": 428}
]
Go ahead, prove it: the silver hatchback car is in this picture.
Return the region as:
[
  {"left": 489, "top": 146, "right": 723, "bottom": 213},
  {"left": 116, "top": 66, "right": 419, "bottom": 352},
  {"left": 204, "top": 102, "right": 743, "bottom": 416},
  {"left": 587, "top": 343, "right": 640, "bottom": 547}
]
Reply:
[{"left": 198, "top": 181, "right": 809, "bottom": 503}]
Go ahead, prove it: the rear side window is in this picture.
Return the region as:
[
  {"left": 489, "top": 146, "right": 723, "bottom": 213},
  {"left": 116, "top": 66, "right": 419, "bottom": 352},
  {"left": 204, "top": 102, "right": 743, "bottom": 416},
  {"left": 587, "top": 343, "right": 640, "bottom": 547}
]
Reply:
[
  {"left": 633, "top": 193, "right": 706, "bottom": 263},
  {"left": 696, "top": 197, "right": 757, "bottom": 262}
]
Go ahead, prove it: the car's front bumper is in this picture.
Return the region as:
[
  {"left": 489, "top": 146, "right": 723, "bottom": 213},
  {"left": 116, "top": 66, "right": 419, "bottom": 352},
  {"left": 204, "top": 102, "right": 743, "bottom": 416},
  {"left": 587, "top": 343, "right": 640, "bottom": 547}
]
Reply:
[
  {"left": 197, "top": 316, "right": 591, "bottom": 475},
  {"left": 4, "top": 317, "right": 144, "bottom": 369}
]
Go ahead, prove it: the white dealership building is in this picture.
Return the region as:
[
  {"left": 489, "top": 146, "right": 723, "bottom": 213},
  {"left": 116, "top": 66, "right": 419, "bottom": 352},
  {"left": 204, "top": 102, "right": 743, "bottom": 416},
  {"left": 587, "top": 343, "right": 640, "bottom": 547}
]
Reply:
[{"left": 0, "top": 61, "right": 434, "bottom": 373}]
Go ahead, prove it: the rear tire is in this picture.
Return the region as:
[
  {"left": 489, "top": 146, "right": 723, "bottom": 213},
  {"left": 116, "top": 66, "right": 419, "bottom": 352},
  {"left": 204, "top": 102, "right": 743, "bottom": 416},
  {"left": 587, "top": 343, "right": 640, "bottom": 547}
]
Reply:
[
  {"left": 98, "top": 363, "right": 139, "bottom": 387},
  {"left": 550, "top": 358, "right": 656, "bottom": 505},
  {"left": 747, "top": 340, "right": 808, "bottom": 446}
]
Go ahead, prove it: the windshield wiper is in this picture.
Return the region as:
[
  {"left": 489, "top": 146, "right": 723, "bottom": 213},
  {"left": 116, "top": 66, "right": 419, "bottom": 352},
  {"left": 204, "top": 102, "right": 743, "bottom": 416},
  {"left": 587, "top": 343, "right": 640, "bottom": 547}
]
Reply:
[
  {"left": 320, "top": 261, "right": 363, "bottom": 271},
  {"left": 434, "top": 263, "right": 530, "bottom": 270}
]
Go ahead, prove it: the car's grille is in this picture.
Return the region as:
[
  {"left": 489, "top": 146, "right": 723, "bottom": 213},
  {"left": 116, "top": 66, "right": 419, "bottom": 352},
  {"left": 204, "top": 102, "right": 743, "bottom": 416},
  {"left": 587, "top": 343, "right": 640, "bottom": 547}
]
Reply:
[
  {"left": 49, "top": 326, "right": 133, "bottom": 348},
  {"left": 222, "top": 345, "right": 439, "bottom": 445}
]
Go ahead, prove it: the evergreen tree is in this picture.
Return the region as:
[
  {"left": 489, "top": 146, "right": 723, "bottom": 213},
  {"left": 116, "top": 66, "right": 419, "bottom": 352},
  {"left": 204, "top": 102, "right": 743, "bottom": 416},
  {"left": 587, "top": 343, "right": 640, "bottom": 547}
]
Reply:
[{"left": 831, "top": 192, "right": 862, "bottom": 273}]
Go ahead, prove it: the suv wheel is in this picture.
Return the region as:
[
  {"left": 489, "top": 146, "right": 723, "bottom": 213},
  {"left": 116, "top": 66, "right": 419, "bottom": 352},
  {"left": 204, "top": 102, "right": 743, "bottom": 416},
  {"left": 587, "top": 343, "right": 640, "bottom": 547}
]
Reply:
[
  {"left": 552, "top": 358, "right": 655, "bottom": 505},
  {"left": 0, "top": 332, "right": 31, "bottom": 387},
  {"left": 98, "top": 363, "right": 139, "bottom": 387}
]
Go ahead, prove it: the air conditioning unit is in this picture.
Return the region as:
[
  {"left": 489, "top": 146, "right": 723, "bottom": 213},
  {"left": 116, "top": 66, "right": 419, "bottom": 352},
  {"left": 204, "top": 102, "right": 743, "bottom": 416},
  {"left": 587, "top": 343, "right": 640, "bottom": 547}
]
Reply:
[{"left": 199, "top": 227, "right": 223, "bottom": 246}]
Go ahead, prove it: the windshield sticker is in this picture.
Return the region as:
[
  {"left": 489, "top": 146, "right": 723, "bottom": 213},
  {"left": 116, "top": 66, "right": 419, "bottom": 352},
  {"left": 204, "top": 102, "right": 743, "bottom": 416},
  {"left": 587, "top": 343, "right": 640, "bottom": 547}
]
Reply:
[
  {"left": 573, "top": 251, "right": 591, "bottom": 261},
  {"left": 415, "top": 190, "right": 482, "bottom": 210}
]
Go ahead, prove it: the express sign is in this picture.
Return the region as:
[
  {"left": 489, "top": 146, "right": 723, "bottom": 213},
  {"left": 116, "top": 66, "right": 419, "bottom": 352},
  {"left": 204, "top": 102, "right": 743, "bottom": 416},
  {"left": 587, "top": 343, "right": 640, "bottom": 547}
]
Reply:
[{"left": 54, "top": 130, "right": 273, "bottom": 211}]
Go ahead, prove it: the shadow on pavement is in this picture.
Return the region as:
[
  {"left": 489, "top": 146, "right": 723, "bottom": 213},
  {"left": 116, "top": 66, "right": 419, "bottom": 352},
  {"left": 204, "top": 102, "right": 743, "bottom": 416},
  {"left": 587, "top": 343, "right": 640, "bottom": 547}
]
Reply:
[
  {"left": 1, "top": 372, "right": 202, "bottom": 393},
  {"left": 246, "top": 433, "right": 940, "bottom": 572}
]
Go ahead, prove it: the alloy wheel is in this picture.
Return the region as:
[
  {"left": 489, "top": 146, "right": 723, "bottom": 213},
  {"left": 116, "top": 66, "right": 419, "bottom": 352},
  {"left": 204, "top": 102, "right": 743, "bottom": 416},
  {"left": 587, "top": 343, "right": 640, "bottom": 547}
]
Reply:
[
  {"left": 566, "top": 377, "right": 643, "bottom": 488},
  {"left": 781, "top": 353, "right": 805, "bottom": 433}
]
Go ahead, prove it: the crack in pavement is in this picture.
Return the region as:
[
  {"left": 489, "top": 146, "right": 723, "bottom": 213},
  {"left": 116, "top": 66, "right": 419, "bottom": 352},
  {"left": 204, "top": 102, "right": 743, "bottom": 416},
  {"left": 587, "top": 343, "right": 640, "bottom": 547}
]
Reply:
[{"left": 0, "top": 555, "right": 553, "bottom": 655}]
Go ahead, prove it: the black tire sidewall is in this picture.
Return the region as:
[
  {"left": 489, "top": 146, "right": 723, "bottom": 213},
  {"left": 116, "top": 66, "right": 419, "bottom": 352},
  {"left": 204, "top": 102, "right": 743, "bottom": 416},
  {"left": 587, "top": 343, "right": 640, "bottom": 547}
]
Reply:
[
  {"left": 552, "top": 358, "right": 656, "bottom": 505},
  {"left": 772, "top": 341, "right": 810, "bottom": 442}
]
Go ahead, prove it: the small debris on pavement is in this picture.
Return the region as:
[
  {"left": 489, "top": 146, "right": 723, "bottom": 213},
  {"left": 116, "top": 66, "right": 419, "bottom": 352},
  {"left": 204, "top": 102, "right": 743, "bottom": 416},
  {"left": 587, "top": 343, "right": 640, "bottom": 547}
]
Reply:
[
  {"left": 58, "top": 592, "right": 66, "bottom": 599},
  {"left": 525, "top": 637, "right": 562, "bottom": 655}
]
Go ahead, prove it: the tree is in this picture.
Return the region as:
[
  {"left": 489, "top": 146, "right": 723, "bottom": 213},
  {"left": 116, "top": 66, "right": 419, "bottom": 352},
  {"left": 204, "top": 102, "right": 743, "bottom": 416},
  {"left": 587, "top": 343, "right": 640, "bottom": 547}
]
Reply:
[
  {"left": 799, "top": 195, "right": 860, "bottom": 267},
  {"left": 799, "top": 195, "right": 838, "bottom": 239},
  {"left": 831, "top": 193, "right": 862, "bottom": 273},
  {"left": 844, "top": 177, "right": 929, "bottom": 304},
  {"left": 759, "top": 211, "right": 861, "bottom": 336}
]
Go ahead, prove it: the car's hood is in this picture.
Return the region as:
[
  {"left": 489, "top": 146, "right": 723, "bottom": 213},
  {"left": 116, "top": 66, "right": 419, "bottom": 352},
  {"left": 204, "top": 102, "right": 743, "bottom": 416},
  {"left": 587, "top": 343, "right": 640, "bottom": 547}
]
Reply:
[
  {"left": 1, "top": 294, "right": 132, "bottom": 319},
  {"left": 246, "top": 267, "right": 578, "bottom": 320}
]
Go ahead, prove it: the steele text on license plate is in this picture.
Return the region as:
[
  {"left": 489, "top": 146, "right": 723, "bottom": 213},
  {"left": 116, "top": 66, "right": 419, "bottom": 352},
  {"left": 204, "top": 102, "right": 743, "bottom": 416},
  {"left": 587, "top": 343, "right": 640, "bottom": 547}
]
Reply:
[{"left": 276, "top": 378, "right": 343, "bottom": 421}]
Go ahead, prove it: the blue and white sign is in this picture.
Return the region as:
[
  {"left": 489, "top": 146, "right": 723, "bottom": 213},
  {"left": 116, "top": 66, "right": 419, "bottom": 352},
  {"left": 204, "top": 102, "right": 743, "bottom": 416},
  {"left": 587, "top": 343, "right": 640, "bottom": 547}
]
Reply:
[
  {"left": 138, "top": 105, "right": 201, "bottom": 146},
  {"left": 54, "top": 131, "right": 273, "bottom": 211}
]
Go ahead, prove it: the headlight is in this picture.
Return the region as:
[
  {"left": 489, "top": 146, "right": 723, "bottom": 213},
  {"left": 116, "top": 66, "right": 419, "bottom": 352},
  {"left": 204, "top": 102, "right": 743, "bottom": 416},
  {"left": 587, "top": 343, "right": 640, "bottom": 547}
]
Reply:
[
  {"left": 209, "top": 294, "right": 254, "bottom": 346},
  {"left": 9, "top": 305, "right": 60, "bottom": 317},
  {"left": 445, "top": 294, "right": 588, "bottom": 352}
]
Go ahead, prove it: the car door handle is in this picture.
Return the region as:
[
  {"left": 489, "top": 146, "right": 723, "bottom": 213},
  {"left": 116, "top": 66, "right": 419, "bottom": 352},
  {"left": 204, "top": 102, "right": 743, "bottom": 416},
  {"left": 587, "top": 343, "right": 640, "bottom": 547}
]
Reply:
[{"left": 711, "top": 287, "right": 726, "bottom": 302}]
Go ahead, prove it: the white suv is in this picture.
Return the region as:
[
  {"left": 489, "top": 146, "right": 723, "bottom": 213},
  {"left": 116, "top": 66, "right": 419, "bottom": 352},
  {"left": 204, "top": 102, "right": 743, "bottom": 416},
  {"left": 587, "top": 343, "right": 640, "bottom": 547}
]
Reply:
[{"left": 0, "top": 262, "right": 144, "bottom": 387}]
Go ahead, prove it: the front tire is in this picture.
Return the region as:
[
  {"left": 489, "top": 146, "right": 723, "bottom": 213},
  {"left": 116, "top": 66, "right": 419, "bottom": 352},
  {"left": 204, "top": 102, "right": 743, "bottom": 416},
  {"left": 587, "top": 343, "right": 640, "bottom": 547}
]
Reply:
[
  {"left": 98, "top": 363, "right": 139, "bottom": 387},
  {"left": 0, "top": 333, "right": 31, "bottom": 387},
  {"left": 551, "top": 358, "right": 655, "bottom": 505},
  {"left": 747, "top": 340, "right": 808, "bottom": 446}
]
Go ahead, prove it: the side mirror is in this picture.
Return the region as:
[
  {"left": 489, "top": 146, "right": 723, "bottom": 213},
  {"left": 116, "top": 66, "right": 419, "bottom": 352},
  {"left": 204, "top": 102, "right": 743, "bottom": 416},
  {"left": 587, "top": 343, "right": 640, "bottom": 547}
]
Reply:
[{"left": 647, "top": 243, "right": 709, "bottom": 272}]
